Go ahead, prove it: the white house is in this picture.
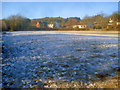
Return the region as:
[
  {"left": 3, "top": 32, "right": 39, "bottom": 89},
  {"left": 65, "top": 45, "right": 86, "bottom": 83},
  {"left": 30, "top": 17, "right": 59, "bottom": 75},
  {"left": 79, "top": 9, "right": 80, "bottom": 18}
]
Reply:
[
  {"left": 108, "top": 18, "right": 113, "bottom": 25},
  {"left": 73, "top": 25, "right": 86, "bottom": 29},
  {"left": 117, "top": 22, "right": 120, "bottom": 25},
  {"left": 109, "top": 18, "right": 113, "bottom": 23},
  {"left": 48, "top": 24, "right": 54, "bottom": 28},
  {"left": 48, "top": 22, "right": 59, "bottom": 28}
]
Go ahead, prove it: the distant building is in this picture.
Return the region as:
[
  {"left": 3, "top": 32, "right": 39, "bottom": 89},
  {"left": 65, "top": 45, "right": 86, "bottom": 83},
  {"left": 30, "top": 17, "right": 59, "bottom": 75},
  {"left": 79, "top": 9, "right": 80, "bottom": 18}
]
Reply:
[
  {"left": 36, "top": 21, "right": 48, "bottom": 28},
  {"left": 55, "top": 22, "right": 59, "bottom": 28},
  {"left": 73, "top": 24, "right": 86, "bottom": 29},
  {"left": 36, "top": 22, "right": 40, "bottom": 28},
  {"left": 117, "top": 22, "right": 120, "bottom": 25},
  {"left": 47, "top": 22, "right": 59, "bottom": 28},
  {"left": 48, "top": 24, "right": 54, "bottom": 28},
  {"left": 109, "top": 18, "right": 113, "bottom": 23},
  {"left": 107, "top": 18, "right": 114, "bottom": 29},
  {"left": 108, "top": 18, "right": 113, "bottom": 25}
]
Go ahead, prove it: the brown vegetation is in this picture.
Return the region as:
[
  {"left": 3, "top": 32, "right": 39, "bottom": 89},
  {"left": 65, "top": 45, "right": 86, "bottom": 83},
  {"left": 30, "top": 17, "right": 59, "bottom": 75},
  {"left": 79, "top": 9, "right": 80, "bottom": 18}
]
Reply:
[{"left": 1, "top": 12, "right": 119, "bottom": 31}]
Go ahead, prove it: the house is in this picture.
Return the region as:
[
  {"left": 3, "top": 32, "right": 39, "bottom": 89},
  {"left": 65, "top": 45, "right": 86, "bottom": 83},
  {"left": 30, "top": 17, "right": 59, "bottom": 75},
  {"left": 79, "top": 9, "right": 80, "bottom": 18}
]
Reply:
[
  {"left": 117, "top": 22, "right": 120, "bottom": 25},
  {"left": 36, "top": 21, "right": 48, "bottom": 28},
  {"left": 108, "top": 18, "right": 113, "bottom": 25},
  {"left": 73, "top": 24, "right": 86, "bottom": 29},
  {"left": 48, "top": 23, "right": 54, "bottom": 28},
  {"left": 48, "top": 22, "right": 59, "bottom": 28},
  {"left": 107, "top": 18, "right": 114, "bottom": 29},
  {"left": 55, "top": 22, "right": 59, "bottom": 28},
  {"left": 36, "top": 22, "right": 40, "bottom": 28}
]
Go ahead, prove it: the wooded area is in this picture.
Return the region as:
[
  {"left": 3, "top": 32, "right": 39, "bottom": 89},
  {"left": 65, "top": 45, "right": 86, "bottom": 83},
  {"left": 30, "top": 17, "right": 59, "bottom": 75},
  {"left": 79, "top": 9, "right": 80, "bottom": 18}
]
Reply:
[{"left": 1, "top": 12, "right": 119, "bottom": 31}]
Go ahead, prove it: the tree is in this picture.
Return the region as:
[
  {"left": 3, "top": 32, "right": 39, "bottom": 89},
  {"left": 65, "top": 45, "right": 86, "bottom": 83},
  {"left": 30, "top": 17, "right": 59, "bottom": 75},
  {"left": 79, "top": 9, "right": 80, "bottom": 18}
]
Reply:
[
  {"left": 5, "top": 15, "right": 31, "bottom": 31},
  {"left": 1, "top": 20, "right": 8, "bottom": 31}
]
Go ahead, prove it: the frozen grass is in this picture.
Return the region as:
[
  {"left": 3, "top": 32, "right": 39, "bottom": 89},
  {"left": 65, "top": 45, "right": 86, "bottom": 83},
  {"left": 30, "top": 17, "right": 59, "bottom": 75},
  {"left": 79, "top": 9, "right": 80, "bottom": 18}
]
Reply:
[{"left": 2, "top": 31, "right": 119, "bottom": 88}]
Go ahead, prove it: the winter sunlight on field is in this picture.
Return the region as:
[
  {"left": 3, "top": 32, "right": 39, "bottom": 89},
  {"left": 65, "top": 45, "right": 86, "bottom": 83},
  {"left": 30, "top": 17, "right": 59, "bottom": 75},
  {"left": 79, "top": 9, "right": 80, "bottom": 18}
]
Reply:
[{"left": 2, "top": 31, "right": 119, "bottom": 88}]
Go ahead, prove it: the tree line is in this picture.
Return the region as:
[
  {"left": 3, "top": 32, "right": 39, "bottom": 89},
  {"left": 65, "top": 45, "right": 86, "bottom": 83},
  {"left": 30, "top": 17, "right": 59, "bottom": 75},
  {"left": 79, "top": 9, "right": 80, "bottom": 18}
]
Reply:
[
  {"left": 1, "top": 12, "right": 119, "bottom": 31},
  {"left": 1, "top": 15, "right": 31, "bottom": 31}
]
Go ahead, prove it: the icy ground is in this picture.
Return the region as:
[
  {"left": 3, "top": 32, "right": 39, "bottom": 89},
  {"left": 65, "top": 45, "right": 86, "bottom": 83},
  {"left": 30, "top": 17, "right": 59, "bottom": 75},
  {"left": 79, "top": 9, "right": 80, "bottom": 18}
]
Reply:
[{"left": 2, "top": 31, "right": 119, "bottom": 88}]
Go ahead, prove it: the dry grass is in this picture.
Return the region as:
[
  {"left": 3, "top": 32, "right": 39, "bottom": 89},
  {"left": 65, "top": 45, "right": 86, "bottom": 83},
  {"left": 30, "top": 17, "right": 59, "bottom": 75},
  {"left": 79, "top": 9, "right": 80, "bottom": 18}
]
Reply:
[{"left": 33, "top": 76, "right": 119, "bottom": 89}]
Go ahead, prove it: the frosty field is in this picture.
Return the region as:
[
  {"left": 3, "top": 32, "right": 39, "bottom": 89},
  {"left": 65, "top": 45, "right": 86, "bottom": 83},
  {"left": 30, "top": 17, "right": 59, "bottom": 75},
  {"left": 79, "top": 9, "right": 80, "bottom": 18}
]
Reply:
[{"left": 2, "top": 31, "right": 119, "bottom": 88}]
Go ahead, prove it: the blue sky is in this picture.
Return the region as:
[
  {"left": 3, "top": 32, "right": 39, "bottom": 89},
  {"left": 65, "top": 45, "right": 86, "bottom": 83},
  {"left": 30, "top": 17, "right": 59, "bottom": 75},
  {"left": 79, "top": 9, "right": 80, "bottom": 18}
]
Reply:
[{"left": 2, "top": 2, "right": 118, "bottom": 19}]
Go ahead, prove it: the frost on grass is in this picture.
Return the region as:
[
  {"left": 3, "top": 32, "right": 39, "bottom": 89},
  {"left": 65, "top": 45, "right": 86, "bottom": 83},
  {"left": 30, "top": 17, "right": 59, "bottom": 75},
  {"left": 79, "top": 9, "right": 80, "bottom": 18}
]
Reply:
[{"left": 2, "top": 31, "right": 119, "bottom": 88}]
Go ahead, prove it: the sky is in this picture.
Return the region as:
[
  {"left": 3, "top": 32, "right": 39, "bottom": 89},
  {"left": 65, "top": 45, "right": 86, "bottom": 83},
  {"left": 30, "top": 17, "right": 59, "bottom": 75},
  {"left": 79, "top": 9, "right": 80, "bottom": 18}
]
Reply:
[{"left": 2, "top": 2, "right": 118, "bottom": 19}]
